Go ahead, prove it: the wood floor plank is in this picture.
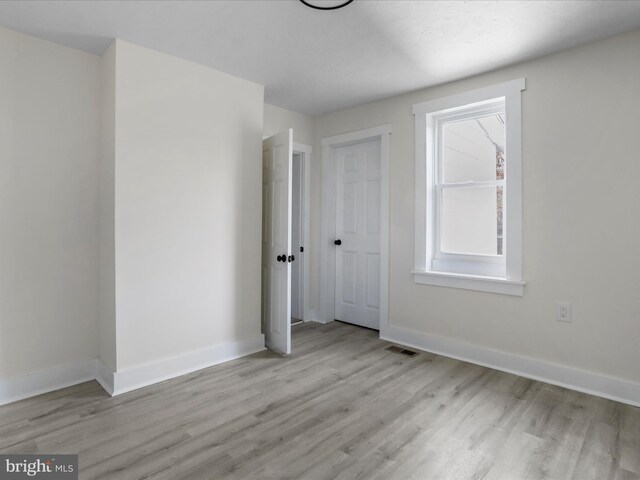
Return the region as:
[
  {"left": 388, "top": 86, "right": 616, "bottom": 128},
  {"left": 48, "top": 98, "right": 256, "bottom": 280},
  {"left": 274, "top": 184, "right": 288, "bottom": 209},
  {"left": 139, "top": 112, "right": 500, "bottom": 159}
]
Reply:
[{"left": 0, "top": 321, "right": 638, "bottom": 480}]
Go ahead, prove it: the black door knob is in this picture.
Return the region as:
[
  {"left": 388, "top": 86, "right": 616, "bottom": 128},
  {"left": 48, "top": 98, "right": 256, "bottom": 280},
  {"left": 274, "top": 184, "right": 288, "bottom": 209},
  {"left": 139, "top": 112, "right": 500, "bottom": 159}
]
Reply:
[
  {"left": 277, "top": 254, "right": 286, "bottom": 262},
  {"left": 288, "top": 255, "right": 295, "bottom": 262},
  {"left": 334, "top": 239, "right": 342, "bottom": 246}
]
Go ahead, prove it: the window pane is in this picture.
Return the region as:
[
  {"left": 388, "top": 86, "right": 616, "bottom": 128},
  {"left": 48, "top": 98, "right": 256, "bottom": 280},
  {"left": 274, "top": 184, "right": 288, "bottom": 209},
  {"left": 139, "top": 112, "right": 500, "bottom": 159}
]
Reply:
[
  {"left": 441, "top": 114, "right": 505, "bottom": 183},
  {"left": 440, "top": 186, "right": 503, "bottom": 256}
]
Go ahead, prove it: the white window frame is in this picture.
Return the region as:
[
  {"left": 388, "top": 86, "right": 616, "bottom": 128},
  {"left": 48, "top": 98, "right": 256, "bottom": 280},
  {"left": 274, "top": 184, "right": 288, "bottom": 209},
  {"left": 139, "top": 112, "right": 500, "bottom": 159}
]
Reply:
[{"left": 412, "top": 78, "right": 526, "bottom": 296}]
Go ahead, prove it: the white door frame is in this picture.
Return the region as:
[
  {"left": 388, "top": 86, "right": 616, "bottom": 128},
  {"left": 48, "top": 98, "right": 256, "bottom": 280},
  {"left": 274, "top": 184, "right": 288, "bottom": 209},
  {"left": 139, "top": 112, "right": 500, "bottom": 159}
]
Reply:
[
  {"left": 319, "top": 125, "right": 391, "bottom": 334},
  {"left": 293, "top": 143, "right": 312, "bottom": 323}
]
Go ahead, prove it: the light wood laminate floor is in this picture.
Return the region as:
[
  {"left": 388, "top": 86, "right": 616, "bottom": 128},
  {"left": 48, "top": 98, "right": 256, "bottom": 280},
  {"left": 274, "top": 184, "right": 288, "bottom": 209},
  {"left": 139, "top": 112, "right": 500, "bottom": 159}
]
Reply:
[{"left": 1, "top": 321, "right": 639, "bottom": 480}]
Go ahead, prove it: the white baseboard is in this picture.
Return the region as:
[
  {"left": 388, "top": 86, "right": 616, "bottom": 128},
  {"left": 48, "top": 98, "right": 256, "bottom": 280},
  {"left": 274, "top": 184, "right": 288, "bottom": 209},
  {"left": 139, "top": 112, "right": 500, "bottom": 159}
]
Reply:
[
  {"left": 111, "top": 334, "right": 265, "bottom": 396},
  {"left": 306, "top": 308, "right": 334, "bottom": 325},
  {"left": 94, "top": 358, "right": 115, "bottom": 396},
  {"left": 381, "top": 324, "right": 640, "bottom": 408},
  {"left": 0, "top": 359, "right": 96, "bottom": 407},
  {"left": 304, "top": 308, "right": 325, "bottom": 324},
  {"left": 0, "top": 334, "right": 265, "bottom": 405},
  {"left": 307, "top": 318, "right": 330, "bottom": 325}
]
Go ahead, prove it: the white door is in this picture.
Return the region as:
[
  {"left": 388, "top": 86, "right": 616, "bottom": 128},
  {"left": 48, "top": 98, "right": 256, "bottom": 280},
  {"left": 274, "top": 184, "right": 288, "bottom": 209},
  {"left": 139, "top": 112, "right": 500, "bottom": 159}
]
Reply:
[
  {"left": 334, "top": 138, "right": 381, "bottom": 330},
  {"left": 262, "top": 130, "right": 293, "bottom": 354}
]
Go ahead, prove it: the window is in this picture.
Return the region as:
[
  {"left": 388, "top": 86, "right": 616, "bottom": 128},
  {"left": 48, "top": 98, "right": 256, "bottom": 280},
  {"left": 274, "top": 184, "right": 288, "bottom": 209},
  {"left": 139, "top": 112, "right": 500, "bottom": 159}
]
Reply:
[{"left": 412, "top": 79, "right": 525, "bottom": 295}]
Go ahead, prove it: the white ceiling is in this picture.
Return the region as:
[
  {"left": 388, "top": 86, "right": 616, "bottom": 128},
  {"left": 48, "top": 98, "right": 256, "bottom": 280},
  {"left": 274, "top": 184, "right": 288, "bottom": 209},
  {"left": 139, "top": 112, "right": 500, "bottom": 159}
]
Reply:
[{"left": 1, "top": 1, "right": 640, "bottom": 116}]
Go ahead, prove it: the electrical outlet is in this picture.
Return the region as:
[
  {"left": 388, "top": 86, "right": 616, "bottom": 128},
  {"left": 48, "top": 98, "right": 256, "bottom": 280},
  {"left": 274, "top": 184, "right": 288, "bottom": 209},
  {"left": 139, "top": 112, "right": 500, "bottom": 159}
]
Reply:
[{"left": 556, "top": 302, "right": 572, "bottom": 322}]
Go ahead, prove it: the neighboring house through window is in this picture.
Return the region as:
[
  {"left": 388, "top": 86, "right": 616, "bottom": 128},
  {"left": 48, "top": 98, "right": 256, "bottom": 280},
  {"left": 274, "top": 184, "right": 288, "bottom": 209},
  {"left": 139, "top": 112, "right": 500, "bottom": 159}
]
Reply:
[{"left": 412, "top": 78, "right": 525, "bottom": 296}]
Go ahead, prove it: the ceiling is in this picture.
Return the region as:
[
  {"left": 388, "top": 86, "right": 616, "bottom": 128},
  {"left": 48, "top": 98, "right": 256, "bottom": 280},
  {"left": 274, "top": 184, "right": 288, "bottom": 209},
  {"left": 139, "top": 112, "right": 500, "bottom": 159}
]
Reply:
[{"left": 1, "top": 0, "right": 640, "bottom": 116}]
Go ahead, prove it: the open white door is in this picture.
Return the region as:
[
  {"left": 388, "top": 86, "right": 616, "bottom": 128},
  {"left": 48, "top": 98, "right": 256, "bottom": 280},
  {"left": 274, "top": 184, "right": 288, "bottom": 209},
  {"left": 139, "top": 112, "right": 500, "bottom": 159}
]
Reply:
[{"left": 262, "top": 129, "right": 293, "bottom": 355}]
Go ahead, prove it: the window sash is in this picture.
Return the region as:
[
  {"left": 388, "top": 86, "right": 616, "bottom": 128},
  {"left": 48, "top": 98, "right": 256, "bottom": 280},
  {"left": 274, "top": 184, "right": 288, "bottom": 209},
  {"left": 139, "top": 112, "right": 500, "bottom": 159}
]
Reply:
[
  {"left": 434, "top": 103, "right": 505, "bottom": 186},
  {"left": 434, "top": 182, "right": 505, "bottom": 261},
  {"left": 432, "top": 105, "right": 507, "bottom": 265}
]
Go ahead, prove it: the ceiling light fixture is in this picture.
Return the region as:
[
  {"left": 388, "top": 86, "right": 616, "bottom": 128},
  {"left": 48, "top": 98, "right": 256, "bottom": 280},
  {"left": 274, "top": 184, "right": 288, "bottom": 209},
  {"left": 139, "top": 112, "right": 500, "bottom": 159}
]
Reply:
[{"left": 299, "top": 0, "right": 354, "bottom": 11}]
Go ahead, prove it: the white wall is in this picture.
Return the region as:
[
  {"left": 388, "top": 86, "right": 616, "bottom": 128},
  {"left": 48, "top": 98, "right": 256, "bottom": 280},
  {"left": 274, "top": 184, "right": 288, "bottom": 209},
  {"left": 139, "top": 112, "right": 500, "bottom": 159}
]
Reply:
[
  {"left": 312, "top": 29, "right": 640, "bottom": 386},
  {"left": 111, "top": 41, "right": 265, "bottom": 371},
  {"left": 0, "top": 27, "right": 100, "bottom": 378},
  {"left": 263, "top": 103, "right": 314, "bottom": 146},
  {"left": 0, "top": 30, "right": 266, "bottom": 400},
  {"left": 99, "top": 41, "right": 117, "bottom": 371}
]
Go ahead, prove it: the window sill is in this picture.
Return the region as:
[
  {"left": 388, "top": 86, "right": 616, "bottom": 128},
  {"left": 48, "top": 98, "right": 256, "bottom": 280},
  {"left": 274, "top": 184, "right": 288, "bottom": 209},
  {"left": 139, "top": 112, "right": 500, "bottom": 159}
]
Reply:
[{"left": 412, "top": 270, "right": 525, "bottom": 296}]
